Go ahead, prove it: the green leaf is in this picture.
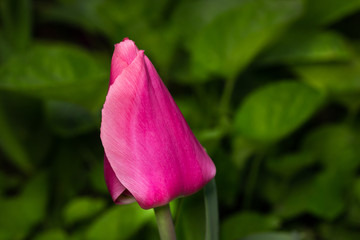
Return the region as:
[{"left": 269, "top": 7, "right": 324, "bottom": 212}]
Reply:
[
  {"left": 41, "top": 0, "right": 175, "bottom": 75},
  {"left": 260, "top": 175, "right": 289, "bottom": 205},
  {"left": 0, "top": 101, "right": 32, "bottom": 173},
  {"left": 128, "top": 26, "right": 178, "bottom": 78},
  {"left": 345, "top": 202, "right": 360, "bottom": 227},
  {"left": 86, "top": 204, "right": 153, "bottom": 240},
  {"left": 0, "top": 92, "right": 52, "bottom": 166},
  {"left": 41, "top": 0, "right": 168, "bottom": 38},
  {"left": 240, "top": 232, "right": 299, "bottom": 240},
  {"left": 0, "top": 172, "right": 48, "bottom": 239},
  {"left": 266, "top": 152, "right": 316, "bottom": 178},
  {"left": 0, "top": 43, "right": 107, "bottom": 110},
  {"left": 234, "top": 81, "right": 324, "bottom": 141},
  {"left": 34, "top": 229, "right": 68, "bottom": 240},
  {"left": 293, "top": 60, "right": 360, "bottom": 94},
  {"left": 191, "top": 0, "right": 303, "bottom": 79},
  {"left": 39, "top": 0, "right": 105, "bottom": 33},
  {"left": 63, "top": 197, "right": 107, "bottom": 226},
  {"left": 302, "top": 124, "right": 360, "bottom": 172},
  {"left": 320, "top": 224, "right": 360, "bottom": 240},
  {"left": 45, "top": 101, "right": 100, "bottom": 137},
  {"left": 171, "top": 0, "right": 245, "bottom": 49},
  {"left": 294, "top": 61, "right": 360, "bottom": 109},
  {"left": 261, "top": 31, "right": 352, "bottom": 65},
  {"left": 306, "top": 170, "right": 348, "bottom": 219},
  {"left": 275, "top": 177, "right": 312, "bottom": 219},
  {"left": 221, "top": 212, "right": 281, "bottom": 240},
  {"left": 277, "top": 170, "right": 348, "bottom": 220},
  {"left": 301, "top": 0, "right": 360, "bottom": 26}
]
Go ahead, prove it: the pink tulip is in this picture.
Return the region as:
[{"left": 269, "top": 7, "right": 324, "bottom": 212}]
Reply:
[{"left": 100, "top": 38, "right": 216, "bottom": 209}]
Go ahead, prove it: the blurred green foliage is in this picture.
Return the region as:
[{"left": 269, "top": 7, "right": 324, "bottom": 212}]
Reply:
[{"left": 1, "top": 0, "right": 360, "bottom": 239}]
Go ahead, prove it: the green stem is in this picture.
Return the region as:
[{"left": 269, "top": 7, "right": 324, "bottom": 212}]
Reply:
[
  {"left": 219, "top": 75, "right": 237, "bottom": 116},
  {"left": 174, "top": 198, "right": 184, "bottom": 226},
  {"left": 204, "top": 178, "right": 219, "bottom": 240},
  {"left": 0, "top": 101, "right": 32, "bottom": 173},
  {"left": 16, "top": 0, "right": 32, "bottom": 49},
  {"left": 1, "top": 0, "right": 13, "bottom": 37},
  {"left": 154, "top": 204, "right": 177, "bottom": 240},
  {"left": 243, "top": 154, "right": 263, "bottom": 209}
]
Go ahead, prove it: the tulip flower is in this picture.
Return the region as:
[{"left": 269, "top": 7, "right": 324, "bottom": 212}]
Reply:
[{"left": 100, "top": 38, "right": 216, "bottom": 211}]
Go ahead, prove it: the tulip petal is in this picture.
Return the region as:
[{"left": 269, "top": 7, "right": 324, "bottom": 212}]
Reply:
[
  {"left": 101, "top": 40, "right": 216, "bottom": 209},
  {"left": 109, "top": 38, "right": 139, "bottom": 86},
  {"left": 104, "top": 154, "right": 125, "bottom": 200},
  {"left": 104, "top": 154, "right": 137, "bottom": 204}
]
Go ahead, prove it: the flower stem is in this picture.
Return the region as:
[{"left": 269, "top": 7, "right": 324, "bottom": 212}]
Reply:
[
  {"left": 243, "top": 154, "right": 263, "bottom": 209},
  {"left": 219, "top": 75, "right": 237, "bottom": 116},
  {"left": 174, "top": 198, "right": 184, "bottom": 226},
  {"left": 154, "top": 204, "right": 177, "bottom": 240},
  {"left": 1, "top": 0, "right": 13, "bottom": 37},
  {"left": 204, "top": 179, "right": 219, "bottom": 240}
]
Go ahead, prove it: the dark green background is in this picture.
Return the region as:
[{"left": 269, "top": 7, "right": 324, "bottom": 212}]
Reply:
[{"left": 1, "top": 0, "right": 360, "bottom": 239}]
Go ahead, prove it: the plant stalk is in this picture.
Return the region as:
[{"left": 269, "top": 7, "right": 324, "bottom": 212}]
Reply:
[
  {"left": 204, "top": 178, "right": 219, "bottom": 240},
  {"left": 154, "top": 204, "right": 177, "bottom": 240},
  {"left": 219, "top": 75, "right": 237, "bottom": 116},
  {"left": 243, "top": 154, "right": 263, "bottom": 209}
]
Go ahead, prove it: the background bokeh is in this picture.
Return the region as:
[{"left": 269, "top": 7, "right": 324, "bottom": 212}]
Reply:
[{"left": 1, "top": 0, "right": 360, "bottom": 239}]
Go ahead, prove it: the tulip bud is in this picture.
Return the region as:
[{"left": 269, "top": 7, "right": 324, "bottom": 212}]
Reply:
[{"left": 100, "top": 38, "right": 216, "bottom": 209}]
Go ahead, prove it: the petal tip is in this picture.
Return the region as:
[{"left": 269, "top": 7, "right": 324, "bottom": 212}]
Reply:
[
  {"left": 110, "top": 38, "right": 140, "bottom": 85},
  {"left": 114, "top": 38, "right": 138, "bottom": 53}
]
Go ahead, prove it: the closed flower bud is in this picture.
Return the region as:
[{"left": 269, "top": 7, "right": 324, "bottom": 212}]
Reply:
[{"left": 100, "top": 38, "right": 216, "bottom": 209}]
